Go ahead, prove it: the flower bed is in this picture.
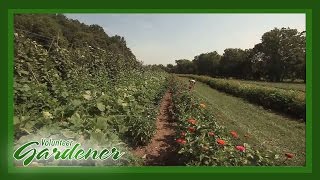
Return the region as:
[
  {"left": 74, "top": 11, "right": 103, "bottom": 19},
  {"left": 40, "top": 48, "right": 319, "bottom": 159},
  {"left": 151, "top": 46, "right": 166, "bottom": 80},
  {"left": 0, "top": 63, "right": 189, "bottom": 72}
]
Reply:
[{"left": 169, "top": 76, "right": 293, "bottom": 166}]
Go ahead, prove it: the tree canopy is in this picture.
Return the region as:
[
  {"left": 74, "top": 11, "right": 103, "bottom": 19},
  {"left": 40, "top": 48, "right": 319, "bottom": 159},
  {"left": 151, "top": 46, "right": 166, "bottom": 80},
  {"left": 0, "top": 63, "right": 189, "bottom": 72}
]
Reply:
[
  {"left": 14, "top": 14, "right": 136, "bottom": 62},
  {"left": 167, "top": 27, "right": 306, "bottom": 82}
]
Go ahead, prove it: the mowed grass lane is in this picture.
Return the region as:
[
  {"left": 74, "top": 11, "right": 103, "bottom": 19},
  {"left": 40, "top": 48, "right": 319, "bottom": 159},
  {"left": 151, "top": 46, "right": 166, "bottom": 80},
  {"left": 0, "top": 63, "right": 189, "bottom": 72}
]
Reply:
[{"left": 179, "top": 77, "right": 306, "bottom": 166}]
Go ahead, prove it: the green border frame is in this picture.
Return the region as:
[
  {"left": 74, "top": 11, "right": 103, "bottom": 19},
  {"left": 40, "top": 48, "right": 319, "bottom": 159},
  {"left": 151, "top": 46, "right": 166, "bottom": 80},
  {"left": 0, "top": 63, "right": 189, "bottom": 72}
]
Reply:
[
  {"left": 7, "top": 8, "right": 312, "bottom": 174},
  {"left": 1, "top": 0, "right": 319, "bottom": 178}
]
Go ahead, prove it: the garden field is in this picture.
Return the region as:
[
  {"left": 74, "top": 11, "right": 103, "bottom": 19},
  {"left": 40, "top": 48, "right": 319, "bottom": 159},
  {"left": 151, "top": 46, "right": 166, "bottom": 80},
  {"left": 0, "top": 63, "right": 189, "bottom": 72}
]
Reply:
[
  {"left": 13, "top": 14, "right": 306, "bottom": 167},
  {"left": 13, "top": 35, "right": 306, "bottom": 167}
]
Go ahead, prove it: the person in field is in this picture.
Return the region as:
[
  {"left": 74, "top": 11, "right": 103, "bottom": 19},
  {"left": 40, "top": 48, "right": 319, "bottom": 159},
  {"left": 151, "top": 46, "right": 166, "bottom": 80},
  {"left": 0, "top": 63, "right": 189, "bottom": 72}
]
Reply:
[{"left": 189, "top": 79, "right": 196, "bottom": 91}]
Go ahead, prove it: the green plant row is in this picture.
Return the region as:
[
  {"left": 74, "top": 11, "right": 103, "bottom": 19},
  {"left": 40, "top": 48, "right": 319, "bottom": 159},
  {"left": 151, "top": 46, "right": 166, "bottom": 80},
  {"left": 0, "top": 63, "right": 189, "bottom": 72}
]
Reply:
[
  {"left": 14, "top": 33, "right": 168, "bottom": 166},
  {"left": 179, "top": 74, "right": 305, "bottom": 120}
]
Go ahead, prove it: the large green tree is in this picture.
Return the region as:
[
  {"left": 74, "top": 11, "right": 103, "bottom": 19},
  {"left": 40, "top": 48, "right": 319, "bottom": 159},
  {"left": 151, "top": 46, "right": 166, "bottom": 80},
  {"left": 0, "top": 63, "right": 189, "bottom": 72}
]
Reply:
[
  {"left": 175, "top": 59, "right": 196, "bottom": 74},
  {"left": 219, "top": 48, "right": 247, "bottom": 78},
  {"left": 193, "top": 51, "right": 221, "bottom": 76},
  {"left": 258, "top": 28, "right": 306, "bottom": 82}
]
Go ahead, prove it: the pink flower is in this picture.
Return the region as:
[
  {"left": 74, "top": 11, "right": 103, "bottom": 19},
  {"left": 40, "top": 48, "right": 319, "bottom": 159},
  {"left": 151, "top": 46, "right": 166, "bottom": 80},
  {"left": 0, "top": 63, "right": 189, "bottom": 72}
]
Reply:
[{"left": 235, "top": 145, "right": 245, "bottom": 152}]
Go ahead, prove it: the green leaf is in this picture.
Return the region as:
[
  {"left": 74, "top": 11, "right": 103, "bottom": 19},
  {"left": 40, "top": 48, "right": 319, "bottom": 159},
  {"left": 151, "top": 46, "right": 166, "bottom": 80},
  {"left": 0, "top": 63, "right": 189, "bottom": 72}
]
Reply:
[
  {"left": 61, "top": 91, "right": 68, "bottom": 98},
  {"left": 22, "top": 84, "right": 31, "bottom": 91},
  {"left": 71, "top": 99, "right": 82, "bottom": 106},
  {"left": 20, "top": 70, "right": 29, "bottom": 75},
  {"left": 68, "top": 112, "right": 82, "bottom": 126},
  {"left": 14, "top": 116, "right": 20, "bottom": 125},
  {"left": 117, "top": 98, "right": 123, "bottom": 105},
  {"left": 95, "top": 117, "right": 108, "bottom": 130},
  {"left": 83, "top": 94, "right": 92, "bottom": 100},
  {"left": 97, "top": 102, "right": 105, "bottom": 112}
]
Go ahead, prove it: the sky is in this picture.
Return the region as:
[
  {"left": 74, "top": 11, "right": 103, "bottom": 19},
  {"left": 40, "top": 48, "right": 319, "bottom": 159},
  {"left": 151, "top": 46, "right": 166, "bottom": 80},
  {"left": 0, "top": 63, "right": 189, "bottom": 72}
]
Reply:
[{"left": 65, "top": 14, "right": 305, "bottom": 65}]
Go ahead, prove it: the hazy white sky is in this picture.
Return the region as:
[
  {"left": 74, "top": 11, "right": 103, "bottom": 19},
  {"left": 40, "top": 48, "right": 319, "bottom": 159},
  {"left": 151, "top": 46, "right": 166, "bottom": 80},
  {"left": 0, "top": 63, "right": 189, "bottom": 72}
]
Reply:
[{"left": 65, "top": 14, "right": 306, "bottom": 65}]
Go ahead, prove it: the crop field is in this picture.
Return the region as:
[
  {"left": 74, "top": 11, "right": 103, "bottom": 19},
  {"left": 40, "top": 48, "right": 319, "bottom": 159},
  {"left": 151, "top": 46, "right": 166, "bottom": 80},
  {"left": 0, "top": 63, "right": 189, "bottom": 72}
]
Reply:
[
  {"left": 13, "top": 14, "right": 306, "bottom": 167},
  {"left": 14, "top": 32, "right": 168, "bottom": 166}
]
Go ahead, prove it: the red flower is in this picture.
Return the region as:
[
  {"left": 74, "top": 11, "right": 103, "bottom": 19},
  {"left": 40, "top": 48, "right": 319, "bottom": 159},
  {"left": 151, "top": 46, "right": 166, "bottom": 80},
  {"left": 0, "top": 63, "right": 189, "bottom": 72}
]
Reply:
[
  {"left": 285, "top": 153, "right": 294, "bottom": 159},
  {"left": 217, "top": 139, "right": 226, "bottom": 145},
  {"left": 188, "top": 127, "right": 196, "bottom": 133},
  {"left": 187, "top": 118, "right": 197, "bottom": 125},
  {"left": 181, "top": 132, "right": 186, "bottom": 137},
  {"left": 176, "top": 138, "right": 187, "bottom": 144},
  {"left": 208, "top": 132, "right": 215, "bottom": 137},
  {"left": 230, "top": 131, "right": 239, "bottom": 138},
  {"left": 235, "top": 145, "right": 246, "bottom": 152}
]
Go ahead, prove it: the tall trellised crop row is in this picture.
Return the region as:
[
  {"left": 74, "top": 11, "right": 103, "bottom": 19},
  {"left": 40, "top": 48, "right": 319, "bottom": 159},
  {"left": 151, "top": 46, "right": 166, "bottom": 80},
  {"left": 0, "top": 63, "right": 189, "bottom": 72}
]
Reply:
[
  {"left": 14, "top": 33, "right": 168, "bottom": 166},
  {"left": 179, "top": 74, "right": 305, "bottom": 120},
  {"left": 169, "top": 76, "right": 295, "bottom": 166}
]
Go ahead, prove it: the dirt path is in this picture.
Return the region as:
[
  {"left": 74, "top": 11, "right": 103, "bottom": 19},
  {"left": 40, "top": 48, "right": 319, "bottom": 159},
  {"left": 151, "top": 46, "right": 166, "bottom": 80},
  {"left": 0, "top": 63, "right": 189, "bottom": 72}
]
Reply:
[{"left": 132, "top": 91, "right": 182, "bottom": 165}]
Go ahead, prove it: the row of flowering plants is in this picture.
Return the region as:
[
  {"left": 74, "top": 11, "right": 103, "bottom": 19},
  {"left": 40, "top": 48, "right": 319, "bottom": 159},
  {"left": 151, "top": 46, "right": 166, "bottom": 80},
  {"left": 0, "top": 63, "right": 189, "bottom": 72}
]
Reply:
[{"left": 169, "top": 76, "right": 293, "bottom": 166}]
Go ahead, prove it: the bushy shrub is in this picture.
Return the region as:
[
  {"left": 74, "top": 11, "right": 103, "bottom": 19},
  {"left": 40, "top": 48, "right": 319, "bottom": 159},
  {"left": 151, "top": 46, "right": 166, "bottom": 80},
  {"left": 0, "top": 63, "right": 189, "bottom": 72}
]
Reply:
[{"left": 179, "top": 74, "right": 305, "bottom": 120}]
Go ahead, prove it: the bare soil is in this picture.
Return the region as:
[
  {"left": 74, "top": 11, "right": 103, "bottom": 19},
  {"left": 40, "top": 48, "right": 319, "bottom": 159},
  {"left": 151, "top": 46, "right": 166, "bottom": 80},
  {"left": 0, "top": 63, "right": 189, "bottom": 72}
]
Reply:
[{"left": 132, "top": 91, "right": 183, "bottom": 165}]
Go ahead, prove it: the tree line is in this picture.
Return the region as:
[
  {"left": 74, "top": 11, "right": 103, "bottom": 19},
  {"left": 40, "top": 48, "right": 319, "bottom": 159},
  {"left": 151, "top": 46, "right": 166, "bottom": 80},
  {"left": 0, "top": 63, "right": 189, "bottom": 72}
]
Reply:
[
  {"left": 14, "top": 14, "right": 139, "bottom": 66},
  {"left": 164, "top": 27, "right": 306, "bottom": 82}
]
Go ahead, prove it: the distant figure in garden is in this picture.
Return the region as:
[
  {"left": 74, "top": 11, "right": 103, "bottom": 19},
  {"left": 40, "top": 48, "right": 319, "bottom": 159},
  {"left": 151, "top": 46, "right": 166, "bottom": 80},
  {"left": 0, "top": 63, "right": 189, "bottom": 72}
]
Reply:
[{"left": 189, "top": 79, "right": 196, "bottom": 91}]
